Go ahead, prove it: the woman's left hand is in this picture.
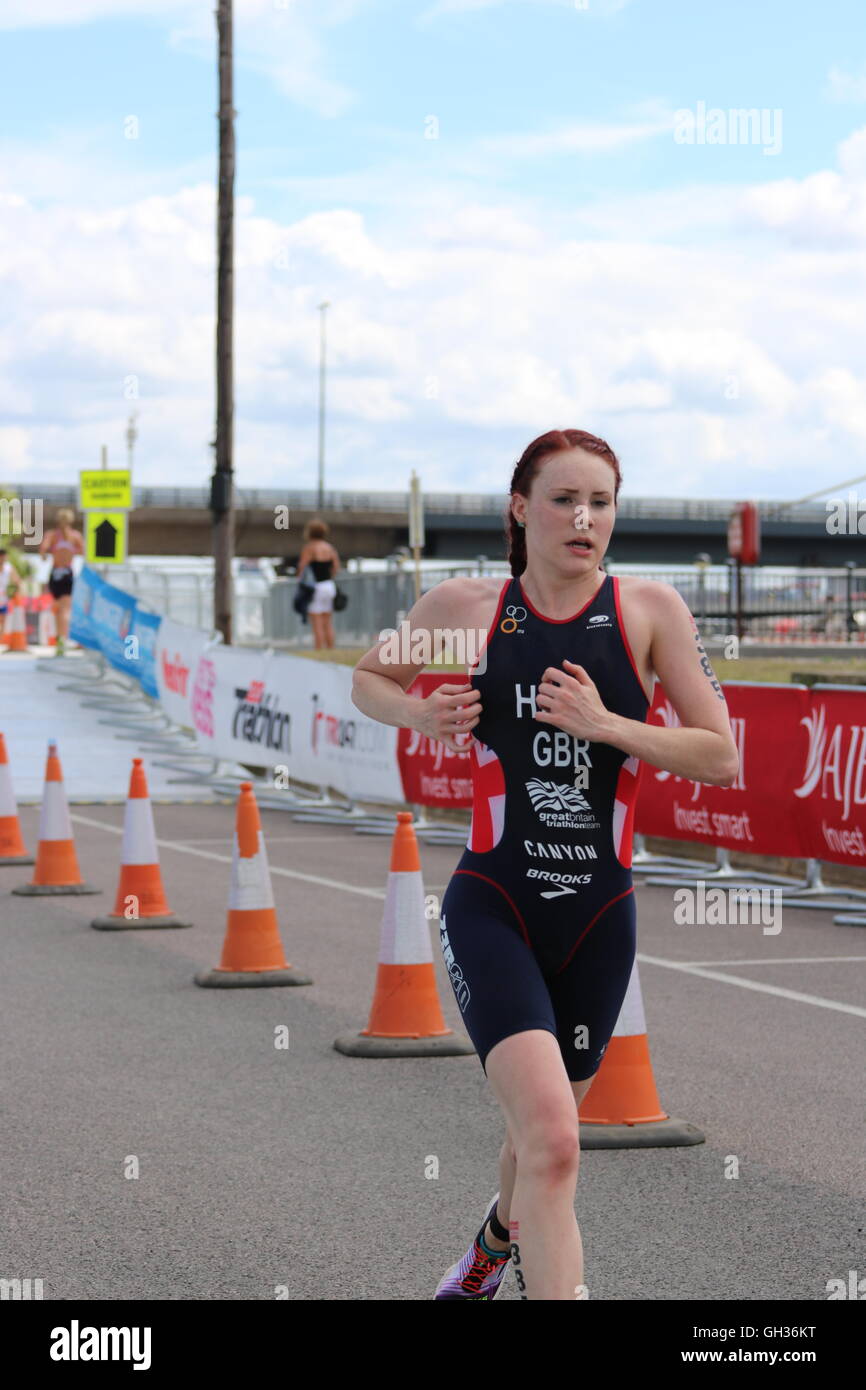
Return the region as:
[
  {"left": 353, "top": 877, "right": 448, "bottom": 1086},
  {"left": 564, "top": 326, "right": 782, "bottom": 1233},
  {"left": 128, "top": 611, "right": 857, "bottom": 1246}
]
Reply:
[{"left": 534, "top": 660, "right": 613, "bottom": 742}]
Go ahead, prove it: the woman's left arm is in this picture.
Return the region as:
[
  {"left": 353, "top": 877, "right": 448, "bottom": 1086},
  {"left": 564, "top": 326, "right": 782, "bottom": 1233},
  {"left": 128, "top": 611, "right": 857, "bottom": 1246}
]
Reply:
[{"left": 535, "top": 582, "right": 739, "bottom": 787}]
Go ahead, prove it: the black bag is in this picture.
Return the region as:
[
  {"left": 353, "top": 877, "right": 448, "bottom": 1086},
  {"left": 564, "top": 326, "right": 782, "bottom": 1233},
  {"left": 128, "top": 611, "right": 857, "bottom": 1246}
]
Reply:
[{"left": 333, "top": 584, "right": 348, "bottom": 612}]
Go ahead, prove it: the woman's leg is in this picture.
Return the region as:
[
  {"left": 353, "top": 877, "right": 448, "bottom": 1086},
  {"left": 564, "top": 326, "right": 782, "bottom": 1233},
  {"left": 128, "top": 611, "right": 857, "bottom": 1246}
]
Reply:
[
  {"left": 309, "top": 611, "right": 325, "bottom": 648},
  {"left": 484, "top": 1029, "right": 585, "bottom": 1299},
  {"left": 56, "top": 594, "right": 72, "bottom": 641},
  {"left": 323, "top": 611, "right": 335, "bottom": 649},
  {"left": 486, "top": 1075, "right": 595, "bottom": 1258}
]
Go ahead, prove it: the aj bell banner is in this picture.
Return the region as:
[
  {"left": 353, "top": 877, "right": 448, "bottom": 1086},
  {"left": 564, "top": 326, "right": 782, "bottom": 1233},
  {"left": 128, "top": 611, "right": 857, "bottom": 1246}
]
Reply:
[
  {"left": 400, "top": 675, "right": 866, "bottom": 873},
  {"left": 397, "top": 672, "right": 473, "bottom": 807},
  {"left": 635, "top": 682, "right": 811, "bottom": 860},
  {"left": 793, "top": 685, "right": 866, "bottom": 867},
  {"left": 635, "top": 681, "right": 866, "bottom": 870}
]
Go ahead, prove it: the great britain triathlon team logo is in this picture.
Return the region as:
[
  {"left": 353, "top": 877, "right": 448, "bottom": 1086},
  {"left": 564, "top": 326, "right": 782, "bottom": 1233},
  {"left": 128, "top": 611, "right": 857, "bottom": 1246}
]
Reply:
[
  {"left": 525, "top": 777, "right": 600, "bottom": 830},
  {"left": 499, "top": 604, "right": 526, "bottom": 635}
]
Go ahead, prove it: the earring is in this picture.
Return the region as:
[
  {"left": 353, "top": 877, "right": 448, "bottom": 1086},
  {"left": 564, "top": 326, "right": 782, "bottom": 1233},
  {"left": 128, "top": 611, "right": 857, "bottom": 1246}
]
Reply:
[{"left": 516, "top": 520, "right": 525, "bottom": 528}]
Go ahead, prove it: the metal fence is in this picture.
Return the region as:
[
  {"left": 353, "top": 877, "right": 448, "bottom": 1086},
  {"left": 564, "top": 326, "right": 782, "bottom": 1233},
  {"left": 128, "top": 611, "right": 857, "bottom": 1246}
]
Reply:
[
  {"left": 96, "top": 559, "right": 866, "bottom": 650},
  {"left": 267, "top": 563, "right": 866, "bottom": 649},
  {"left": 107, "top": 564, "right": 267, "bottom": 643}
]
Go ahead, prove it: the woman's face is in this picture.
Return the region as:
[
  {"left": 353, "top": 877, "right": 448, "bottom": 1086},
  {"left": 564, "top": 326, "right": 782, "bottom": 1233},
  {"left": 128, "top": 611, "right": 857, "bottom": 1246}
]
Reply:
[{"left": 513, "top": 448, "right": 617, "bottom": 570}]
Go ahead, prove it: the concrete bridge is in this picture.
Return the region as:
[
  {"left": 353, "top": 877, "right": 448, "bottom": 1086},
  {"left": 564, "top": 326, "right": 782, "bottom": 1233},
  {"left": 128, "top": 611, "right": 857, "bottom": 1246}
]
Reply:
[{"left": 12, "top": 484, "right": 857, "bottom": 567}]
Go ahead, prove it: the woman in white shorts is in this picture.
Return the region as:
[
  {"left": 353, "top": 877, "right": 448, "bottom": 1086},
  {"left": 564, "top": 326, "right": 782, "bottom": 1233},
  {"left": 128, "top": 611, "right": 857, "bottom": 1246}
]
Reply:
[{"left": 298, "top": 519, "right": 341, "bottom": 650}]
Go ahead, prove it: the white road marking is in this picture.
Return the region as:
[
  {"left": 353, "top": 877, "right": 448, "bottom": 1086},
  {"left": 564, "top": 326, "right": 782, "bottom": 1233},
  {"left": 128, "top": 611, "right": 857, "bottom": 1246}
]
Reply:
[
  {"left": 682, "top": 956, "right": 866, "bottom": 967},
  {"left": 65, "top": 813, "right": 866, "bottom": 1016},
  {"left": 69, "top": 813, "right": 387, "bottom": 900},
  {"left": 637, "top": 953, "right": 866, "bottom": 1018}
]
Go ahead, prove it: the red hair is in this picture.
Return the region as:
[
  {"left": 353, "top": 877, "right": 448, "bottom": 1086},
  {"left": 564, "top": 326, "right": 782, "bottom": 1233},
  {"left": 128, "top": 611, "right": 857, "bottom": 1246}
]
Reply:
[{"left": 505, "top": 429, "right": 622, "bottom": 576}]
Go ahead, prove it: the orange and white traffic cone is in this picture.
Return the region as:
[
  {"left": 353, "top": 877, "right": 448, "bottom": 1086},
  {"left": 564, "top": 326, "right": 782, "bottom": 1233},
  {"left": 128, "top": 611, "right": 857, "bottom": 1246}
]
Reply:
[
  {"left": 0, "top": 732, "right": 34, "bottom": 865},
  {"left": 91, "top": 758, "right": 191, "bottom": 930},
  {"left": 1, "top": 599, "right": 28, "bottom": 654},
  {"left": 195, "top": 782, "right": 312, "bottom": 987},
  {"left": 12, "top": 740, "right": 99, "bottom": 895},
  {"left": 334, "top": 812, "right": 474, "bottom": 1057},
  {"left": 578, "top": 959, "right": 703, "bottom": 1148},
  {"left": 38, "top": 597, "right": 57, "bottom": 648}
]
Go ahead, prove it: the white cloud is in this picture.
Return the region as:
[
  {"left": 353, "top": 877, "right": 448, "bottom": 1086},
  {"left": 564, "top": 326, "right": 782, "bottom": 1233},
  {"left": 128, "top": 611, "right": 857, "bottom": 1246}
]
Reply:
[
  {"left": 417, "top": 0, "right": 632, "bottom": 23},
  {"left": 471, "top": 112, "right": 675, "bottom": 159},
  {"left": 2, "top": 90, "right": 866, "bottom": 498},
  {"left": 826, "top": 63, "right": 866, "bottom": 103}
]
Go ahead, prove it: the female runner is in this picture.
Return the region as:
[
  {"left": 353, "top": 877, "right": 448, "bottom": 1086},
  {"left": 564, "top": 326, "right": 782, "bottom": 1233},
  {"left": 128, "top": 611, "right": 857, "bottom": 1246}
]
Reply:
[{"left": 351, "top": 428, "right": 739, "bottom": 1301}]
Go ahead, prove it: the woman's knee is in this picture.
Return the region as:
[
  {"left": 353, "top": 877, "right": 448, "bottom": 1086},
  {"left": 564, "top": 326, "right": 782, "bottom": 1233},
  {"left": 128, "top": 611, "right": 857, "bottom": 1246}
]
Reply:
[{"left": 509, "top": 1107, "right": 580, "bottom": 1184}]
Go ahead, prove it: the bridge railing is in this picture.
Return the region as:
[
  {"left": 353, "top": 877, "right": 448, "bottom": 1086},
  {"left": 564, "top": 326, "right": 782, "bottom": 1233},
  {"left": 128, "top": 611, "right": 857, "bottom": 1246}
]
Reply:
[{"left": 10, "top": 482, "right": 843, "bottom": 525}]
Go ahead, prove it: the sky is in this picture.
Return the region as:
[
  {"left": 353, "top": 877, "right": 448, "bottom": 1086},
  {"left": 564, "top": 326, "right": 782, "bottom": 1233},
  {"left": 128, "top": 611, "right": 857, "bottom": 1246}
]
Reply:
[{"left": 2, "top": 0, "right": 866, "bottom": 504}]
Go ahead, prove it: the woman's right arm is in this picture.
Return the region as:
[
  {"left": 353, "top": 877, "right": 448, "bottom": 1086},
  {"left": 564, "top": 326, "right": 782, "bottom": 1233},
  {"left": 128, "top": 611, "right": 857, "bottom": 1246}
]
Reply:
[
  {"left": 38, "top": 530, "right": 54, "bottom": 557},
  {"left": 351, "top": 578, "right": 482, "bottom": 753}
]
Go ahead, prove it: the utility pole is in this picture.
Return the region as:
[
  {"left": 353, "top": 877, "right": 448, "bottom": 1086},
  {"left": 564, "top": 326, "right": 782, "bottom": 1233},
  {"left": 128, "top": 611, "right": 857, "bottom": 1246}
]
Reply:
[
  {"left": 317, "top": 300, "right": 329, "bottom": 512},
  {"left": 125, "top": 413, "right": 138, "bottom": 471},
  {"left": 211, "top": 0, "right": 235, "bottom": 643}
]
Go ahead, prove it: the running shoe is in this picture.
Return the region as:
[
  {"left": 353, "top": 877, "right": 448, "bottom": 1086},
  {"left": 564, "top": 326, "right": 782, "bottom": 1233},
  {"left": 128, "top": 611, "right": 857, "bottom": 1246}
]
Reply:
[
  {"left": 434, "top": 1192, "right": 511, "bottom": 1300},
  {"left": 54, "top": 635, "right": 65, "bottom": 657}
]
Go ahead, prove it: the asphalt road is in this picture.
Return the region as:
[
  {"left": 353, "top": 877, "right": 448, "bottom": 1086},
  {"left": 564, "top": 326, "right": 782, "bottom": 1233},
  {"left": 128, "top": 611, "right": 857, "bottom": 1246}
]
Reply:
[{"left": 2, "top": 797, "right": 864, "bottom": 1301}]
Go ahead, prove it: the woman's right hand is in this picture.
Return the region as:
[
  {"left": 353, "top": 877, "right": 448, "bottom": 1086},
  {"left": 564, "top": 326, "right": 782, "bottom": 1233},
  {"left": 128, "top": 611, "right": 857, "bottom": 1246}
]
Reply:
[{"left": 414, "top": 682, "right": 482, "bottom": 753}]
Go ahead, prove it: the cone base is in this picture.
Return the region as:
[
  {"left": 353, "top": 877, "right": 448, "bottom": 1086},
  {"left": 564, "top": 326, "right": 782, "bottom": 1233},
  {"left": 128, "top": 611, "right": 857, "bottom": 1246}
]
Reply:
[
  {"left": 0, "top": 854, "right": 35, "bottom": 866},
  {"left": 578, "top": 1117, "right": 705, "bottom": 1150},
  {"left": 12, "top": 881, "right": 100, "bottom": 896},
  {"left": 91, "top": 912, "right": 192, "bottom": 931},
  {"left": 194, "top": 965, "right": 313, "bottom": 988},
  {"left": 334, "top": 1032, "right": 476, "bottom": 1058}
]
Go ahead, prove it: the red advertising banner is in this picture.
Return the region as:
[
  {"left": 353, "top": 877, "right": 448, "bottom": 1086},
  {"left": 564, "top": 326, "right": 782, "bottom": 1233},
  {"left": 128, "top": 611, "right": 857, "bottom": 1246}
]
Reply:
[
  {"left": 397, "top": 672, "right": 473, "bottom": 808},
  {"left": 398, "top": 676, "right": 866, "bottom": 874},
  {"left": 792, "top": 686, "right": 866, "bottom": 868},
  {"left": 635, "top": 682, "right": 811, "bottom": 859}
]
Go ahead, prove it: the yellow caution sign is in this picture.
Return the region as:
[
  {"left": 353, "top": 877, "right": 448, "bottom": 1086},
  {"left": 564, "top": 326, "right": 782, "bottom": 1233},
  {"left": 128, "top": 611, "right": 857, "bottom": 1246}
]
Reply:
[
  {"left": 85, "top": 511, "right": 128, "bottom": 564},
  {"left": 79, "top": 469, "right": 132, "bottom": 511}
]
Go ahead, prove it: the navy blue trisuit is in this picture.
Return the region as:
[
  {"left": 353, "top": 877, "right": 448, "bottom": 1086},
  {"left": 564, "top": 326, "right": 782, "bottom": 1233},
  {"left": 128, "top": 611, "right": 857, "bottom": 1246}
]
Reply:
[{"left": 439, "top": 570, "right": 652, "bottom": 1081}]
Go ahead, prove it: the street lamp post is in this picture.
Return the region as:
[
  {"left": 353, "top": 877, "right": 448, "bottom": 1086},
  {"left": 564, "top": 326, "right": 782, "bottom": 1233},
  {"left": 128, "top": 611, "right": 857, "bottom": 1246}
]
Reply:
[
  {"left": 125, "top": 413, "right": 138, "bottom": 472},
  {"left": 317, "top": 301, "right": 330, "bottom": 513}
]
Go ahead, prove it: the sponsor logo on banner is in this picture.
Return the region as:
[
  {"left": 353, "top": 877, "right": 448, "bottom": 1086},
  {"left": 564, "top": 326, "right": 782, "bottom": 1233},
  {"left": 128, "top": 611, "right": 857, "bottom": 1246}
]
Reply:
[
  {"left": 795, "top": 702, "right": 866, "bottom": 823},
  {"left": 794, "top": 701, "right": 866, "bottom": 856},
  {"left": 232, "top": 682, "right": 290, "bottom": 753},
  {"left": 192, "top": 657, "right": 216, "bottom": 739},
  {"left": 162, "top": 651, "right": 190, "bottom": 697},
  {"left": 310, "top": 692, "right": 393, "bottom": 756}
]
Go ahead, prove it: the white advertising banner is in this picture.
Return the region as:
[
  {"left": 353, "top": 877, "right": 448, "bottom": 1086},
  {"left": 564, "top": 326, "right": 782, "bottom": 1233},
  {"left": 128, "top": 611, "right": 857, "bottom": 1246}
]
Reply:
[
  {"left": 190, "top": 645, "right": 274, "bottom": 765},
  {"left": 267, "top": 652, "right": 402, "bottom": 801},
  {"left": 155, "top": 618, "right": 215, "bottom": 730},
  {"left": 183, "top": 644, "right": 402, "bottom": 800}
]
